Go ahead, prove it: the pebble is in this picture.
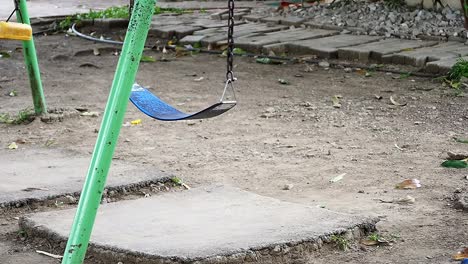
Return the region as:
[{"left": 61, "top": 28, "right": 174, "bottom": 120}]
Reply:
[
  {"left": 318, "top": 61, "right": 330, "bottom": 68},
  {"left": 254, "top": 1, "right": 467, "bottom": 39},
  {"left": 283, "top": 184, "right": 294, "bottom": 190}
]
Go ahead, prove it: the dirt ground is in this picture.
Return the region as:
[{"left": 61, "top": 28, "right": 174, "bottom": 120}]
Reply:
[{"left": 0, "top": 33, "right": 467, "bottom": 264}]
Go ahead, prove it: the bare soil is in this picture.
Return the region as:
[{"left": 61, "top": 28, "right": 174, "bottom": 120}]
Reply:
[{"left": 0, "top": 33, "right": 467, "bottom": 264}]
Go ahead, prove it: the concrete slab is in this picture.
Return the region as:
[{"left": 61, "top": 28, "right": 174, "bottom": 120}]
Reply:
[
  {"left": 280, "top": 16, "right": 307, "bottom": 26},
  {"left": 381, "top": 42, "right": 468, "bottom": 67},
  {"left": 180, "top": 35, "right": 206, "bottom": 44},
  {"left": 337, "top": 39, "right": 439, "bottom": 63},
  {"left": 243, "top": 14, "right": 268, "bottom": 22},
  {"left": 235, "top": 28, "right": 338, "bottom": 52},
  {"left": 200, "top": 23, "right": 288, "bottom": 47},
  {"left": 21, "top": 185, "right": 378, "bottom": 263},
  {"left": 0, "top": 148, "right": 169, "bottom": 208},
  {"left": 425, "top": 56, "right": 468, "bottom": 73},
  {"left": 149, "top": 25, "right": 203, "bottom": 39},
  {"left": 267, "top": 34, "right": 382, "bottom": 58}
]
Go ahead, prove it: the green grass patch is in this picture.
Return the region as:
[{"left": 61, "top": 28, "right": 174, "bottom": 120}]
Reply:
[
  {"left": 446, "top": 58, "right": 468, "bottom": 88},
  {"left": 60, "top": 6, "right": 188, "bottom": 29},
  {"left": 331, "top": 234, "right": 349, "bottom": 251},
  {"left": 0, "top": 108, "right": 35, "bottom": 124}
]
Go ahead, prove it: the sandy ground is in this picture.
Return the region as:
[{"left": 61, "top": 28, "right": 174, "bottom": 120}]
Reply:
[{"left": 0, "top": 33, "right": 467, "bottom": 263}]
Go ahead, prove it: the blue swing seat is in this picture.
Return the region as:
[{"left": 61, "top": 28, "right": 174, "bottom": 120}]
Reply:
[{"left": 129, "top": 83, "right": 236, "bottom": 121}]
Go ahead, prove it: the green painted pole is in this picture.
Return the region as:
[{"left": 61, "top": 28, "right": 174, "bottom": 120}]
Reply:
[
  {"left": 61, "top": 0, "right": 156, "bottom": 263},
  {"left": 16, "top": 0, "right": 47, "bottom": 114}
]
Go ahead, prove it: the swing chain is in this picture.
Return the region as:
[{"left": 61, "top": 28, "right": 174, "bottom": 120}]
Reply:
[
  {"left": 6, "top": 0, "right": 24, "bottom": 23},
  {"left": 226, "top": 0, "right": 235, "bottom": 82}
]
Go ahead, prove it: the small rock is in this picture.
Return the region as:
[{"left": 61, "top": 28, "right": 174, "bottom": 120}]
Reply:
[
  {"left": 283, "top": 184, "right": 294, "bottom": 190},
  {"left": 318, "top": 61, "right": 330, "bottom": 68}
]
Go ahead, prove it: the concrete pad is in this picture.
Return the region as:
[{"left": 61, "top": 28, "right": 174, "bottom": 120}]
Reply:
[
  {"left": 381, "top": 42, "right": 468, "bottom": 67},
  {"left": 275, "top": 34, "right": 382, "bottom": 58},
  {"left": 235, "top": 28, "right": 338, "bottom": 53},
  {"left": 425, "top": 56, "right": 468, "bottom": 73},
  {"left": 0, "top": 148, "right": 169, "bottom": 208},
  {"left": 21, "top": 185, "right": 378, "bottom": 263},
  {"left": 337, "top": 39, "right": 438, "bottom": 62}
]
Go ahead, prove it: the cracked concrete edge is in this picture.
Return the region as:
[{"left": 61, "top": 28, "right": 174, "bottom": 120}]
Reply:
[
  {"left": 0, "top": 177, "right": 172, "bottom": 210},
  {"left": 19, "top": 215, "right": 379, "bottom": 264}
]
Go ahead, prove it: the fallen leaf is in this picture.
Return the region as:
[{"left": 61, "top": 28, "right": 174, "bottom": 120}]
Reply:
[
  {"left": 453, "top": 248, "right": 468, "bottom": 260},
  {"left": 9, "top": 90, "right": 17, "bottom": 97},
  {"left": 194, "top": 77, "right": 204, "bottom": 82},
  {"left": 390, "top": 96, "right": 407, "bottom": 106},
  {"left": 374, "top": 94, "right": 383, "bottom": 100},
  {"left": 361, "top": 239, "right": 379, "bottom": 246},
  {"left": 0, "top": 51, "right": 11, "bottom": 59},
  {"left": 356, "top": 68, "right": 367, "bottom": 75},
  {"left": 361, "top": 237, "right": 390, "bottom": 246},
  {"left": 379, "top": 195, "right": 415, "bottom": 204},
  {"left": 36, "top": 250, "right": 62, "bottom": 259},
  {"left": 441, "top": 159, "right": 468, "bottom": 169},
  {"left": 454, "top": 137, "right": 468, "bottom": 144},
  {"left": 130, "top": 119, "right": 142, "bottom": 125},
  {"left": 330, "top": 173, "right": 346, "bottom": 183},
  {"left": 233, "top": 48, "right": 246, "bottom": 55},
  {"left": 402, "top": 48, "right": 414, "bottom": 51},
  {"left": 79, "top": 63, "right": 100, "bottom": 68},
  {"left": 256, "top": 58, "right": 283, "bottom": 65},
  {"left": 93, "top": 47, "right": 100, "bottom": 56},
  {"left": 21, "top": 187, "right": 49, "bottom": 192},
  {"left": 140, "top": 55, "right": 156, "bottom": 62},
  {"left": 80, "top": 111, "right": 99, "bottom": 117},
  {"left": 171, "top": 177, "right": 190, "bottom": 189},
  {"left": 332, "top": 95, "right": 342, "bottom": 108},
  {"left": 8, "top": 142, "right": 18, "bottom": 150},
  {"left": 278, "top": 79, "right": 290, "bottom": 85},
  {"left": 395, "top": 179, "right": 421, "bottom": 189}
]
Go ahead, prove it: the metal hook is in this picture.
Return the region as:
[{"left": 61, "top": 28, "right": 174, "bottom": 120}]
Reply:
[{"left": 220, "top": 78, "right": 237, "bottom": 102}]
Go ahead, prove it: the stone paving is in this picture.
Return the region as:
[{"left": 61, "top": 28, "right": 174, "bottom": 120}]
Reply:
[
  {"left": 2, "top": 0, "right": 466, "bottom": 73},
  {"left": 152, "top": 9, "right": 468, "bottom": 74}
]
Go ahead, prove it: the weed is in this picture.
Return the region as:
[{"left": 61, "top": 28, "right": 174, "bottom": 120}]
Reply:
[
  {"left": 399, "top": 72, "right": 412, "bottom": 79},
  {"left": 0, "top": 108, "right": 35, "bottom": 124},
  {"left": 331, "top": 234, "right": 349, "bottom": 251},
  {"left": 60, "top": 6, "right": 130, "bottom": 29},
  {"left": 368, "top": 233, "right": 381, "bottom": 241},
  {"left": 446, "top": 58, "right": 468, "bottom": 88},
  {"left": 154, "top": 7, "right": 186, "bottom": 15},
  {"left": 60, "top": 6, "right": 188, "bottom": 29}
]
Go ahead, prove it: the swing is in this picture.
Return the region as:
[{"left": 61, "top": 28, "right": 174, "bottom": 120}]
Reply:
[
  {"left": 0, "top": 1, "right": 32, "bottom": 41},
  {"left": 130, "top": 0, "right": 237, "bottom": 121}
]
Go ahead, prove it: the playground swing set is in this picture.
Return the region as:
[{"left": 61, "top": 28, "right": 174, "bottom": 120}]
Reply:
[{"left": 1, "top": 0, "right": 237, "bottom": 263}]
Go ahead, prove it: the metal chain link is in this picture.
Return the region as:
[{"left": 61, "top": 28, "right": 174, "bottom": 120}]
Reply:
[
  {"left": 6, "top": 0, "right": 23, "bottom": 23},
  {"left": 226, "top": 0, "right": 235, "bottom": 82}
]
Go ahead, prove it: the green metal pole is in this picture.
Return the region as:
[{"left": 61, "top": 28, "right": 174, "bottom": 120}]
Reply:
[
  {"left": 16, "top": 0, "right": 47, "bottom": 115},
  {"left": 61, "top": 0, "right": 156, "bottom": 263}
]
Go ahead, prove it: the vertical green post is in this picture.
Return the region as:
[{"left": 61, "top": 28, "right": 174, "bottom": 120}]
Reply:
[
  {"left": 16, "top": 0, "right": 47, "bottom": 115},
  {"left": 61, "top": 0, "right": 156, "bottom": 263}
]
